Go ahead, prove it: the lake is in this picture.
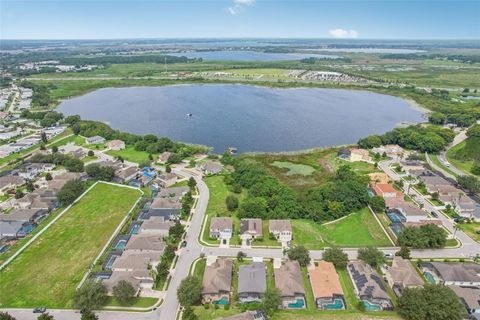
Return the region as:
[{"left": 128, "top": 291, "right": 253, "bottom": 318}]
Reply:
[
  {"left": 57, "top": 84, "right": 424, "bottom": 153},
  {"left": 170, "top": 50, "right": 341, "bottom": 61}
]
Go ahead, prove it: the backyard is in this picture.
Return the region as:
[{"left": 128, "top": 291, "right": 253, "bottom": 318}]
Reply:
[
  {"left": 0, "top": 183, "right": 142, "bottom": 308},
  {"left": 292, "top": 208, "right": 393, "bottom": 249},
  {"left": 106, "top": 145, "right": 157, "bottom": 164}
]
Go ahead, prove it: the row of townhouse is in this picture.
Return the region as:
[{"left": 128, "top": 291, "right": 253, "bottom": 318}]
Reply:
[
  {"left": 209, "top": 217, "right": 293, "bottom": 247},
  {"left": 0, "top": 126, "right": 65, "bottom": 158}
]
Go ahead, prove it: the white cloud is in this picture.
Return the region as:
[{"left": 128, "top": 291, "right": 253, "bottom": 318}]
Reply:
[
  {"left": 234, "top": 0, "right": 256, "bottom": 4},
  {"left": 228, "top": 0, "right": 255, "bottom": 15},
  {"left": 329, "top": 28, "right": 359, "bottom": 39}
]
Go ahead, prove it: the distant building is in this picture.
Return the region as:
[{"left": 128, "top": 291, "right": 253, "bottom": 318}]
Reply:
[
  {"left": 158, "top": 151, "right": 172, "bottom": 164},
  {"left": 85, "top": 135, "right": 105, "bottom": 145},
  {"left": 373, "top": 183, "right": 400, "bottom": 198},
  {"left": 201, "top": 161, "right": 222, "bottom": 175},
  {"left": 383, "top": 257, "right": 424, "bottom": 296},
  {"left": 349, "top": 148, "right": 372, "bottom": 163},
  {"left": 107, "top": 139, "right": 125, "bottom": 150}
]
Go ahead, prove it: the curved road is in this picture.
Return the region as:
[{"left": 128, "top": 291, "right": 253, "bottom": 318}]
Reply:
[{"left": 3, "top": 164, "right": 480, "bottom": 320}]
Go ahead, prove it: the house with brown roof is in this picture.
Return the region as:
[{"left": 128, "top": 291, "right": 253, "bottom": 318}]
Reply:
[
  {"left": 151, "top": 197, "right": 181, "bottom": 210},
  {"left": 383, "top": 257, "right": 424, "bottom": 296},
  {"left": 348, "top": 261, "right": 393, "bottom": 311},
  {"left": 209, "top": 217, "right": 233, "bottom": 246},
  {"left": 373, "top": 183, "right": 400, "bottom": 198},
  {"left": 157, "top": 186, "right": 189, "bottom": 198},
  {"left": 0, "top": 175, "right": 25, "bottom": 195},
  {"left": 385, "top": 197, "right": 429, "bottom": 223},
  {"left": 138, "top": 217, "right": 174, "bottom": 236},
  {"left": 111, "top": 251, "right": 161, "bottom": 272},
  {"left": 115, "top": 166, "right": 138, "bottom": 183},
  {"left": 448, "top": 285, "right": 480, "bottom": 315},
  {"left": 124, "top": 234, "right": 165, "bottom": 253},
  {"left": 268, "top": 220, "right": 292, "bottom": 246},
  {"left": 201, "top": 258, "right": 233, "bottom": 304},
  {"left": 158, "top": 151, "right": 172, "bottom": 164},
  {"left": 103, "top": 269, "right": 154, "bottom": 296},
  {"left": 107, "top": 139, "right": 125, "bottom": 151},
  {"left": 240, "top": 218, "right": 262, "bottom": 246},
  {"left": 157, "top": 172, "right": 178, "bottom": 188},
  {"left": 309, "top": 260, "right": 345, "bottom": 310},
  {"left": 274, "top": 260, "right": 306, "bottom": 309},
  {"left": 349, "top": 148, "right": 372, "bottom": 163}
]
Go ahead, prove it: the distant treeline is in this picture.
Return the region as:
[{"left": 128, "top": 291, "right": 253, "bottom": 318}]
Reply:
[{"left": 380, "top": 53, "right": 480, "bottom": 63}]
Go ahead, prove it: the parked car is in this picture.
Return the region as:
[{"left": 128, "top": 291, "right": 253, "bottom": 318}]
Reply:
[
  {"left": 431, "top": 211, "right": 439, "bottom": 218},
  {"left": 180, "top": 241, "right": 187, "bottom": 248},
  {"left": 33, "top": 307, "right": 46, "bottom": 313}
]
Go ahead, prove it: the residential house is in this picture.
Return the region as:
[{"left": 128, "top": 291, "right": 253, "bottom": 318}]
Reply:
[
  {"left": 309, "top": 260, "right": 345, "bottom": 310},
  {"left": 138, "top": 217, "right": 174, "bottom": 236},
  {"left": 111, "top": 251, "right": 161, "bottom": 272},
  {"left": 420, "top": 262, "right": 480, "bottom": 286},
  {"left": 18, "top": 163, "right": 55, "bottom": 180},
  {"left": 384, "top": 257, "right": 424, "bottom": 296},
  {"left": 368, "top": 172, "right": 391, "bottom": 186},
  {"left": 349, "top": 148, "right": 372, "bottom": 163},
  {"left": 157, "top": 173, "right": 178, "bottom": 188},
  {"left": 115, "top": 166, "right": 138, "bottom": 183},
  {"left": 209, "top": 217, "right": 233, "bottom": 245},
  {"left": 103, "top": 269, "right": 154, "bottom": 295},
  {"left": 139, "top": 208, "right": 180, "bottom": 221},
  {"left": 238, "top": 262, "right": 267, "bottom": 303},
  {"left": 158, "top": 151, "right": 172, "bottom": 164},
  {"left": 455, "top": 197, "right": 478, "bottom": 220},
  {"left": 0, "top": 175, "right": 25, "bottom": 195},
  {"left": 373, "top": 183, "right": 400, "bottom": 198},
  {"left": 420, "top": 175, "right": 451, "bottom": 193},
  {"left": 348, "top": 261, "right": 393, "bottom": 311},
  {"left": 0, "top": 209, "right": 45, "bottom": 223},
  {"left": 107, "top": 139, "right": 125, "bottom": 150},
  {"left": 201, "top": 161, "right": 222, "bottom": 175},
  {"left": 385, "top": 197, "right": 429, "bottom": 223},
  {"left": 448, "top": 285, "right": 480, "bottom": 315},
  {"left": 124, "top": 234, "right": 165, "bottom": 254},
  {"left": 85, "top": 135, "right": 106, "bottom": 145},
  {"left": 0, "top": 220, "right": 26, "bottom": 238},
  {"left": 240, "top": 218, "right": 263, "bottom": 246},
  {"left": 157, "top": 186, "right": 189, "bottom": 198},
  {"left": 150, "top": 197, "right": 181, "bottom": 210},
  {"left": 68, "top": 147, "right": 86, "bottom": 159},
  {"left": 274, "top": 260, "right": 306, "bottom": 309},
  {"left": 268, "top": 220, "right": 292, "bottom": 246},
  {"left": 201, "top": 258, "right": 233, "bottom": 304},
  {"left": 371, "top": 144, "right": 404, "bottom": 157}
]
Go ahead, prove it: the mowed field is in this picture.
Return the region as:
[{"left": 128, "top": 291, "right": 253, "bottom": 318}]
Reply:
[{"left": 0, "top": 183, "right": 141, "bottom": 308}]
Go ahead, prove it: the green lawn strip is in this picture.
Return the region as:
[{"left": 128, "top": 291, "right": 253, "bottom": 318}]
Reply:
[
  {"left": 106, "top": 145, "right": 157, "bottom": 164},
  {"left": 0, "top": 183, "right": 141, "bottom": 308},
  {"left": 252, "top": 220, "right": 281, "bottom": 247},
  {"left": 458, "top": 222, "right": 480, "bottom": 243},
  {"left": 301, "top": 267, "right": 315, "bottom": 311},
  {"left": 104, "top": 297, "right": 158, "bottom": 308},
  {"left": 292, "top": 208, "right": 391, "bottom": 249},
  {"left": 0, "top": 206, "right": 66, "bottom": 265},
  {"left": 193, "top": 258, "right": 206, "bottom": 281},
  {"left": 429, "top": 153, "right": 458, "bottom": 177},
  {"left": 446, "top": 140, "right": 477, "bottom": 176},
  {"left": 375, "top": 212, "right": 399, "bottom": 244}
]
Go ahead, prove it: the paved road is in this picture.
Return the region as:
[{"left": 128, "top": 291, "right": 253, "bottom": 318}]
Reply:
[
  {"left": 4, "top": 161, "right": 480, "bottom": 320},
  {"left": 438, "top": 130, "right": 468, "bottom": 177}
]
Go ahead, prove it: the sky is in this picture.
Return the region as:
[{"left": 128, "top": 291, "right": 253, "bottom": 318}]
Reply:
[{"left": 0, "top": 0, "right": 479, "bottom": 40}]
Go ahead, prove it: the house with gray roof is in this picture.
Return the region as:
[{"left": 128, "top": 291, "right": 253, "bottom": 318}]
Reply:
[
  {"left": 151, "top": 197, "right": 181, "bottom": 210},
  {"left": 238, "top": 262, "right": 267, "bottom": 303},
  {"left": 201, "top": 161, "right": 222, "bottom": 175},
  {"left": 0, "top": 175, "right": 25, "bottom": 195},
  {"left": 157, "top": 173, "right": 178, "bottom": 188},
  {"left": 111, "top": 251, "right": 161, "bottom": 272},
  {"left": 0, "top": 221, "right": 26, "bottom": 238},
  {"left": 210, "top": 217, "right": 233, "bottom": 246},
  {"left": 421, "top": 262, "right": 480, "bottom": 286},
  {"left": 85, "top": 135, "right": 106, "bottom": 145},
  {"left": 124, "top": 234, "right": 165, "bottom": 253},
  {"left": 103, "top": 269, "right": 154, "bottom": 295},
  {"left": 448, "top": 285, "right": 480, "bottom": 315},
  {"left": 269, "top": 220, "right": 292, "bottom": 246},
  {"left": 158, "top": 186, "right": 189, "bottom": 198},
  {"left": 348, "top": 261, "right": 393, "bottom": 311},
  {"left": 201, "top": 258, "right": 233, "bottom": 304},
  {"left": 222, "top": 311, "right": 268, "bottom": 320},
  {"left": 274, "top": 260, "right": 306, "bottom": 309},
  {"left": 138, "top": 217, "right": 174, "bottom": 236},
  {"left": 240, "top": 218, "right": 263, "bottom": 246},
  {"left": 0, "top": 209, "right": 45, "bottom": 223},
  {"left": 384, "top": 257, "right": 424, "bottom": 296}
]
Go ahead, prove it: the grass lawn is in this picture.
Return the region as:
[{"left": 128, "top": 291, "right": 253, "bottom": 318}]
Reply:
[
  {"left": 458, "top": 222, "right": 480, "bottom": 243},
  {"left": 446, "top": 140, "right": 477, "bottom": 176},
  {"left": 0, "top": 183, "right": 141, "bottom": 308},
  {"left": 430, "top": 153, "right": 458, "bottom": 177},
  {"left": 104, "top": 297, "right": 158, "bottom": 308},
  {"left": 50, "top": 134, "right": 86, "bottom": 148},
  {"left": 106, "top": 145, "right": 157, "bottom": 164},
  {"left": 271, "top": 161, "right": 316, "bottom": 176},
  {"left": 326, "top": 153, "right": 381, "bottom": 175},
  {"left": 292, "top": 208, "right": 392, "bottom": 249}
]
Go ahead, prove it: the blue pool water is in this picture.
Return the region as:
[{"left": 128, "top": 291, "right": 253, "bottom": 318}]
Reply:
[
  {"left": 213, "top": 297, "right": 229, "bottom": 305},
  {"left": 390, "top": 223, "right": 404, "bottom": 236},
  {"left": 115, "top": 240, "right": 127, "bottom": 250},
  {"left": 0, "top": 245, "right": 10, "bottom": 253},
  {"left": 287, "top": 299, "right": 305, "bottom": 309},
  {"left": 386, "top": 211, "right": 404, "bottom": 223},
  {"left": 130, "top": 224, "right": 140, "bottom": 234},
  {"left": 424, "top": 271, "right": 436, "bottom": 284},
  {"left": 363, "top": 300, "right": 382, "bottom": 311},
  {"left": 323, "top": 298, "right": 345, "bottom": 310}
]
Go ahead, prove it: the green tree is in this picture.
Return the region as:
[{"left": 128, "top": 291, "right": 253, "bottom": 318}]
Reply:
[
  {"left": 0, "top": 312, "right": 16, "bottom": 320},
  {"left": 112, "top": 280, "right": 136, "bottom": 305},
  {"left": 471, "top": 162, "right": 480, "bottom": 175},
  {"left": 177, "top": 276, "right": 202, "bottom": 306},
  {"left": 26, "top": 181, "right": 35, "bottom": 192},
  {"left": 237, "top": 197, "right": 268, "bottom": 219},
  {"left": 369, "top": 196, "right": 386, "bottom": 213},
  {"left": 165, "top": 165, "right": 172, "bottom": 173},
  {"left": 182, "top": 306, "right": 197, "bottom": 320},
  {"left": 37, "top": 313, "right": 54, "bottom": 320},
  {"left": 169, "top": 221, "right": 185, "bottom": 242},
  {"left": 74, "top": 281, "right": 107, "bottom": 312},
  {"left": 287, "top": 246, "right": 311, "bottom": 267},
  {"left": 396, "top": 246, "right": 411, "bottom": 259},
  {"left": 51, "top": 145, "right": 58, "bottom": 153},
  {"left": 80, "top": 310, "right": 98, "bottom": 320},
  {"left": 14, "top": 188, "right": 24, "bottom": 199},
  {"left": 398, "top": 225, "right": 447, "bottom": 249},
  {"left": 237, "top": 251, "right": 246, "bottom": 262},
  {"left": 262, "top": 287, "right": 282, "bottom": 315},
  {"left": 41, "top": 132, "right": 48, "bottom": 144},
  {"left": 187, "top": 177, "right": 197, "bottom": 190},
  {"left": 45, "top": 172, "right": 53, "bottom": 181},
  {"left": 57, "top": 179, "right": 85, "bottom": 206},
  {"left": 225, "top": 195, "right": 239, "bottom": 211},
  {"left": 322, "top": 247, "right": 348, "bottom": 269},
  {"left": 357, "top": 247, "right": 385, "bottom": 267},
  {"left": 87, "top": 150, "right": 94, "bottom": 157},
  {"left": 458, "top": 175, "right": 480, "bottom": 194},
  {"left": 398, "top": 285, "right": 465, "bottom": 320}
]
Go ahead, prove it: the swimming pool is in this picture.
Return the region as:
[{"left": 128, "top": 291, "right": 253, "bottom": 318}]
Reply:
[
  {"left": 363, "top": 300, "right": 382, "bottom": 311},
  {"left": 130, "top": 224, "right": 141, "bottom": 234},
  {"left": 287, "top": 299, "right": 305, "bottom": 309},
  {"left": 423, "top": 271, "right": 436, "bottom": 284},
  {"left": 323, "top": 298, "right": 345, "bottom": 310},
  {"left": 390, "top": 223, "right": 404, "bottom": 236},
  {"left": 114, "top": 240, "right": 127, "bottom": 250},
  {"left": 213, "top": 297, "right": 229, "bottom": 305},
  {"left": 105, "top": 256, "right": 117, "bottom": 270},
  {"left": 386, "top": 211, "right": 405, "bottom": 223},
  {"left": 0, "top": 245, "right": 10, "bottom": 254}
]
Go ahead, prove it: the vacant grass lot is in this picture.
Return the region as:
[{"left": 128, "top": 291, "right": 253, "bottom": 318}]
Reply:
[
  {"left": 271, "top": 161, "right": 316, "bottom": 176},
  {"left": 0, "top": 183, "right": 141, "bottom": 308},
  {"left": 292, "top": 208, "right": 392, "bottom": 248},
  {"left": 106, "top": 145, "right": 157, "bottom": 164},
  {"left": 458, "top": 222, "right": 480, "bottom": 243},
  {"left": 446, "top": 140, "right": 478, "bottom": 176}
]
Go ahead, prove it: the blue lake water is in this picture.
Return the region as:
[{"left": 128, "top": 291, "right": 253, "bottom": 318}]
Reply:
[{"left": 57, "top": 84, "right": 424, "bottom": 153}]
